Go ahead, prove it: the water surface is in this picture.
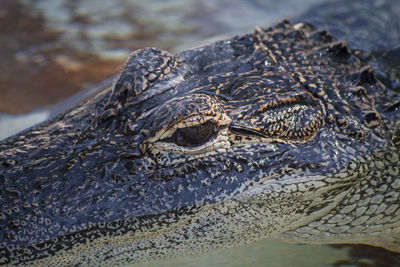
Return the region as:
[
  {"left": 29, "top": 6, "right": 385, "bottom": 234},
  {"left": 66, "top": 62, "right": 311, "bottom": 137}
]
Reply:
[{"left": 1, "top": 0, "right": 399, "bottom": 266}]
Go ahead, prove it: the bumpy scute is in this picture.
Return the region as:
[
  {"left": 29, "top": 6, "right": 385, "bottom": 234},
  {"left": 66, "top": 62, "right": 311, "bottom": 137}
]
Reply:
[{"left": 0, "top": 20, "right": 399, "bottom": 266}]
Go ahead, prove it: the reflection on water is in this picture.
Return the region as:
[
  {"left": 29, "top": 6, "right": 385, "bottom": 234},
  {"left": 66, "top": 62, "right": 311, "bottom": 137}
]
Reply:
[
  {"left": 134, "top": 239, "right": 349, "bottom": 267},
  {"left": 331, "top": 244, "right": 400, "bottom": 267},
  {"left": 0, "top": 0, "right": 123, "bottom": 114},
  {"left": 1, "top": 0, "right": 400, "bottom": 266},
  {"left": 0, "top": 0, "right": 325, "bottom": 115},
  {"left": 0, "top": 110, "right": 49, "bottom": 140}
]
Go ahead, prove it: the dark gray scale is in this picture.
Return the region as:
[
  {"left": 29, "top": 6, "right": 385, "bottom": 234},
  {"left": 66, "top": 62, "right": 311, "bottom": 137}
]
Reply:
[{"left": 0, "top": 15, "right": 399, "bottom": 266}]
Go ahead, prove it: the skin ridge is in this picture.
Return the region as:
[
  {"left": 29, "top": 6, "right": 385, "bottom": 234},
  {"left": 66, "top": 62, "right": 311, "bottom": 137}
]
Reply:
[{"left": 0, "top": 19, "right": 399, "bottom": 266}]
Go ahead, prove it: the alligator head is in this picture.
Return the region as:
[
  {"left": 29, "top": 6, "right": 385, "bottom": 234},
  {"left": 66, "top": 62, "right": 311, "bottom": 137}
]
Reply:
[{"left": 1, "top": 20, "right": 399, "bottom": 266}]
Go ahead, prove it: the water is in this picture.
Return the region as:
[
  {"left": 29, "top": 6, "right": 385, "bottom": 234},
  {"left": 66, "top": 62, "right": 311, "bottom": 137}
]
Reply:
[
  {"left": 1, "top": 0, "right": 399, "bottom": 266},
  {"left": 135, "top": 239, "right": 349, "bottom": 267}
]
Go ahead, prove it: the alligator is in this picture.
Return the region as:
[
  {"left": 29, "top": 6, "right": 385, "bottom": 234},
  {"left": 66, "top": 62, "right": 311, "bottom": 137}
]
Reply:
[{"left": 1, "top": 19, "right": 400, "bottom": 266}]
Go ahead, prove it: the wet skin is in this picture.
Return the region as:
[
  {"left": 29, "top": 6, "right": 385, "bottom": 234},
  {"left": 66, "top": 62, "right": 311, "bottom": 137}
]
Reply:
[{"left": 0, "top": 20, "right": 400, "bottom": 266}]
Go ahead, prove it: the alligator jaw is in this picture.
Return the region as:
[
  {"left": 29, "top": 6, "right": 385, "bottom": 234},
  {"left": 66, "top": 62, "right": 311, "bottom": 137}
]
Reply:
[{"left": 1, "top": 19, "right": 399, "bottom": 266}]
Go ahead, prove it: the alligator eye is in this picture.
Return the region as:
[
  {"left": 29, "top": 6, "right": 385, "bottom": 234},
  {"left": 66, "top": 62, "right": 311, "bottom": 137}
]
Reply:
[{"left": 174, "top": 121, "right": 216, "bottom": 147}]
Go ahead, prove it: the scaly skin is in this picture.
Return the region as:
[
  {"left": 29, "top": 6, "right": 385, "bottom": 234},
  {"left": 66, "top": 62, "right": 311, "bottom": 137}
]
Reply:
[{"left": 0, "top": 20, "right": 399, "bottom": 266}]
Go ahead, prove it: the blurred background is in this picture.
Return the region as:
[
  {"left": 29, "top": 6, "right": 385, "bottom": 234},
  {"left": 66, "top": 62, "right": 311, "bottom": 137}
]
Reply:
[{"left": 0, "top": 0, "right": 399, "bottom": 266}]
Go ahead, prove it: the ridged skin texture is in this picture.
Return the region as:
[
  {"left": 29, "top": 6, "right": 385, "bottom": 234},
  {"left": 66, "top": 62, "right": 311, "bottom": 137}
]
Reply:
[{"left": 0, "top": 20, "right": 399, "bottom": 266}]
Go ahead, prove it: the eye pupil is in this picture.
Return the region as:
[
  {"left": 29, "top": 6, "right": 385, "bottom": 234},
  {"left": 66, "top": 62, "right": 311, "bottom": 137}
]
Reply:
[{"left": 175, "top": 121, "right": 215, "bottom": 146}]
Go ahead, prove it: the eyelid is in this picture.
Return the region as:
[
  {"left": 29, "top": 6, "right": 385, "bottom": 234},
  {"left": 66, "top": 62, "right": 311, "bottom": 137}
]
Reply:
[
  {"left": 148, "top": 112, "right": 231, "bottom": 142},
  {"left": 152, "top": 128, "right": 230, "bottom": 155},
  {"left": 159, "top": 116, "right": 217, "bottom": 140}
]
